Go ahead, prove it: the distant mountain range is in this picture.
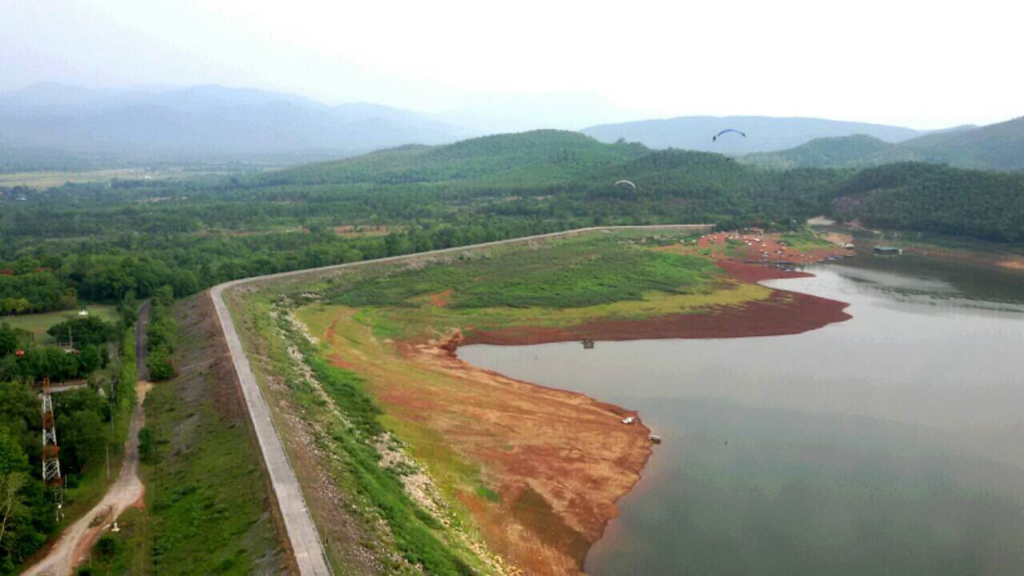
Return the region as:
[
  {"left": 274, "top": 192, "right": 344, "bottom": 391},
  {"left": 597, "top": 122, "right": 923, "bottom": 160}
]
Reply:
[
  {"left": 0, "top": 83, "right": 476, "bottom": 168},
  {"left": 1, "top": 83, "right": 1020, "bottom": 173},
  {"left": 745, "top": 117, "right": 1024, "bottom": 171},
  {"left": 581, "top": 116, "right": 933, "bottom": 155}
]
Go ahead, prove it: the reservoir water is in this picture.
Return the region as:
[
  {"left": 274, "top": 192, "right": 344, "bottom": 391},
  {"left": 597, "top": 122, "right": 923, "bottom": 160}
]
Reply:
[{"left": 459, "top": 255, "right": 1024, "bottom": 575}]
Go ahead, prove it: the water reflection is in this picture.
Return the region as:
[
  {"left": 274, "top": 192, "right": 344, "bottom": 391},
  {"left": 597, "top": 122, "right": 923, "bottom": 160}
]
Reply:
[{"left": 459, "top": 259, "right": 1024, "bottom": 576}]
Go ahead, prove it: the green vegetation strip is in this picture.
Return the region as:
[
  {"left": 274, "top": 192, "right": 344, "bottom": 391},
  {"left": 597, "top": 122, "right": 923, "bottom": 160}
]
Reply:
[
  {"left": 329, "top": 235, "right": 720, "bottom": 310},
  {"left": 283, "top": 310, "right": 477, "bottom": 575}
]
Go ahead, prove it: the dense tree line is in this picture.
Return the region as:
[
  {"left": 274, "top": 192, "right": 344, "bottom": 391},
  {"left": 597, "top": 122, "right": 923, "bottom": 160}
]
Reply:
[
  {"left": 0, "top": 271, "right": 77, "bottom": 314},
  {"left": 834, "top": 162, "right": 1024, "bottom": 242},
  {"left": 146, "top": 287, "right": 176, "bottom": 381}
]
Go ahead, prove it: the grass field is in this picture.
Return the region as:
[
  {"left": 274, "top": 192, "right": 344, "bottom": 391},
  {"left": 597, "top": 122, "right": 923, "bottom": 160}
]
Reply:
[
  {"left": 328, "top": 234, "right": 722, "bottom": 310},
  {"left": 314, "top": 234, "right": 767, "bottom": 342},
  {"left": 0, "top": 167, "right": 234, "bottom": 189},
  {"left": 0, "top": 169, "right": 159, "bottom": 189},
  {"left": 781, "top": 229, "right": 835, "bottom": 250},
  {"left": 1, "top": 304, "right": 119, "bottom": 343}
]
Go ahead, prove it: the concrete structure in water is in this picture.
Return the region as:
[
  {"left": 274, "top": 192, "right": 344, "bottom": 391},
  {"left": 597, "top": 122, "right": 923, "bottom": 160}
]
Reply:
[{"left": 873, "top": 246, "right": 903, "bottom": 255}]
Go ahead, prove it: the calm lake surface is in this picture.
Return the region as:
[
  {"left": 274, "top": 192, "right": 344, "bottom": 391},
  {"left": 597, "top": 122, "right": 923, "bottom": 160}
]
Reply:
[{"left": 459, "top": 255, "right": 1024, "bottom": 575}]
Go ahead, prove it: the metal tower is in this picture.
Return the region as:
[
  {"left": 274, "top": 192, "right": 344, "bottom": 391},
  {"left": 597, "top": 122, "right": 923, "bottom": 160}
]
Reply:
[{"left": 41, "top": 377, "right": 64, "bottom": 521}]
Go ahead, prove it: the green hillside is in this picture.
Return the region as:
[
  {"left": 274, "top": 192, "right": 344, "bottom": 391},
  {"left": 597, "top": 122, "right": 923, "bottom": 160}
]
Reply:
[
  {"left": 901, "top": 116, "right": 1024, "bottom": 171},
  {"left": 833, "top": 162, "right": 1024, "bottom": 242},
  {"left": 257, "top": 134, "right": 846, "bottom": 228},
  {"left": 575, "top": 149, "right": 845, "bottom": 227},
  {"left": 743, "top": 118, "right": 1024, "bottom": 171},
  {"left": 259, "top": 130, "right": 649, "bottom": 187},
  {"left": 743, "top": 135, "right": 924, "bottom": 169}
]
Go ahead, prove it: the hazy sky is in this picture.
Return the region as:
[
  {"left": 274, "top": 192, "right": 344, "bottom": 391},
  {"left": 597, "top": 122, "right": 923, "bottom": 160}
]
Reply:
[{"left": 3, "top": 0, "right": 1021, "bottom": 129}]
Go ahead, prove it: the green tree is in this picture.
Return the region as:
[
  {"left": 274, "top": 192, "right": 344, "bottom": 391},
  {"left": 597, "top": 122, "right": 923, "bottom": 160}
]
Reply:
[
  {"left": 47, "top": 317, "right": 115, "bottom": 349},
  {"left": 138, "top": 427, "right": 156, "bottom": 464},
  {"left": 59, "top": 410, "right": 107, "bottom": 472},
  {"left": 78, "top": 345, "right": 102, "bottom": 374},
  {"left": 118, "top": 290, "right": 138, "bottom": 327},
  {"left": 0, "top": 325, "right": 15, "bottom": 358},
  {"left": 19, "top": 347, "right": 81, "bottom": 382},
  {"left": 0, "top": 428, "right": 29, "bottom": 565},
  {"left": 147, "top": 348, "right": 174, "bottom": 381}
]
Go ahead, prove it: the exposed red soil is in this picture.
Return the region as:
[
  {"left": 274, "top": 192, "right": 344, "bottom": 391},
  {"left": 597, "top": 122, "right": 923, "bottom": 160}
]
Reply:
[
  {"left": 464, "top": 261, "right": 850, "bottom": 347},
  {"left": 428, "top": 288, "right": 453, "bottom": 308},
  {"left": 69, "top": 496, "right": 147, "bottom": 571},
  {"left": 387, "top": 334, "right": 654, "bottom": 576},
  {"left": 316, "top": 306, "right": 653, "bottom": 575}
]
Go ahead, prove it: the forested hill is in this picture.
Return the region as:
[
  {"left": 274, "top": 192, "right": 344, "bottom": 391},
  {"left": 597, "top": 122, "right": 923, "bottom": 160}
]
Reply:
[
  {"left": 833, "top": 163, "right": 1024, "bottom": 242},
  {"left": 900, "top": 116, "right": 1024, "bottom": 171},
  {"left": 575, "top": 149, "right": 846, "bottom": 228},
  {"left": 743, "top": 135, "right": 926, "bottom": 169},
  {"left": 744, "top": 117, "right": 1024, "bottom": 171},
  {"left": 258, "top": 130, "right": 650, "bottom": 186},
  {"left": 259, "top": 131, "right": 846, "bottom": 227}
]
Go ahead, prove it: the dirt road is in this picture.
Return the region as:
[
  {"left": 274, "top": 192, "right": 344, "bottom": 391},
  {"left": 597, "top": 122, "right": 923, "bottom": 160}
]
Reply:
[
  {"left": 24, "top": 383, "right": 152, "bottom": 576},
  {"left": 23, "top": 305, "right": 152, "bottom": 576}
]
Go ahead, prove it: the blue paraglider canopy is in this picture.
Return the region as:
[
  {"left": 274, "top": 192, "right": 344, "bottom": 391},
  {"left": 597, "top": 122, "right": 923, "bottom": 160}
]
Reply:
[{"left": 712, "top": 129, "right": 747, "bottom": 142}]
